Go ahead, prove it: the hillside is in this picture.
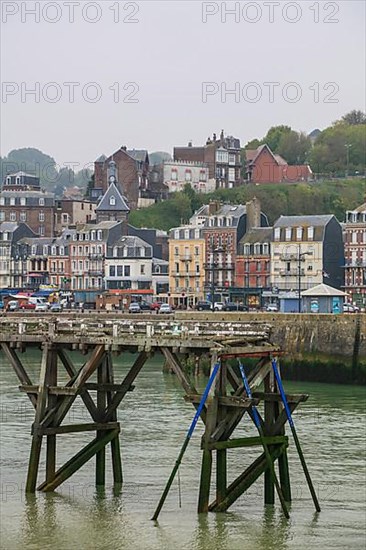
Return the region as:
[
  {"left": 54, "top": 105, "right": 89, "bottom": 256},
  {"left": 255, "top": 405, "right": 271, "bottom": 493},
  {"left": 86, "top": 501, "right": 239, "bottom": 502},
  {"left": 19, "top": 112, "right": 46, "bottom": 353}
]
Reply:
[{"left": 129, "top": 179, "right": 366, "bottom": 230}]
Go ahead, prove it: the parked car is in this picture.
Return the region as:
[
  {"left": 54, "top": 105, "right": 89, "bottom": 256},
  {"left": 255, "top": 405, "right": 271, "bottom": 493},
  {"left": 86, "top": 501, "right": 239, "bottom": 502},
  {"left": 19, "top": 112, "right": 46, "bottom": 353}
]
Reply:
[
  {"left": 343, "top": 303, "right": 360, "bottom": 313},
  {"left": 158, "top": 303, "right": 173, "bottom": 314},
  {"left": 139, "top": 301, "right": 152, "bottom": 312},
  {"left": 150, "top": 301, "right": 163, "bottom": 311},
  {"left": 195, "top": 301, "right": 213, "bottom": 311},
  {"left": 81, "top": 302, "right": 96, "bottom": 310},
  {"left": 35, "top": 302, "right": 49, "bottom": 312},
  {"left": 50, "top": 303, "right": 62, "bottom": 312},
  {"left": 214, "top": 302, "right": 224, "bottom": 311},
  {"left": 128, "top": 302, "right": 141, "bottom": 314},
  {"left": 222, "top": 302, "right": 248, "bottom": 312},
  {"left": 20, "top": 302, "right": 36, "bottom": 310},
  {"left": 266, "top": 304, "right": 279, "bottom": 312},
  {"left": 7, "top": 300, "right": 20, "bottom": 312}
]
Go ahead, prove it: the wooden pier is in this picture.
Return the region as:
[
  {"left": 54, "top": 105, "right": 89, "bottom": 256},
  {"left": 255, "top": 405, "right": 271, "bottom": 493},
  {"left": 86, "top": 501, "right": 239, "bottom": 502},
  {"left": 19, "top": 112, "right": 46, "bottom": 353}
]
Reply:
[{"left": 0, "top": 314, "right": 313, "bottom": 514}]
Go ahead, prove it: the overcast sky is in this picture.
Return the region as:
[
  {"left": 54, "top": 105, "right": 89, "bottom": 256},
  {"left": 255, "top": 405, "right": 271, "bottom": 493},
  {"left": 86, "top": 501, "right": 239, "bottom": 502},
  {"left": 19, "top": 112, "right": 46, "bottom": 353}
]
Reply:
[{"left": 1, "top": 0, "right": 365, "bottom": 170}]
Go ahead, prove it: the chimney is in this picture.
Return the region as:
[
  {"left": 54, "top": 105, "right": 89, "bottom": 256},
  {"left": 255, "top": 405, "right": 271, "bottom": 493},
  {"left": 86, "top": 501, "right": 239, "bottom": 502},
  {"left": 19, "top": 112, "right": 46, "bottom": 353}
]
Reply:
[
  {"left": 121, "top": 146, "right": 127, "bottom": 151},
  {"left": 208, "top": 200, "right": 221, "bottom": 215},
  {"left": 246, "top": 197, "right": 261, "bottom": 230},
  {"left": 188, "top": 140, "right": 192, "bottom": 147},
  {"left": 213, "top": 133, "right": 216, "bottom": 142}
]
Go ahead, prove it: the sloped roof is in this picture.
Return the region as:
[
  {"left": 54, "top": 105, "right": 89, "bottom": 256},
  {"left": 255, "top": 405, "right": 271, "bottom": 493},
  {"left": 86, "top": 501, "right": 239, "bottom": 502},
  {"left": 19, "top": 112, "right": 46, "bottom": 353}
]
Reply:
[
  {"left": 301, "top": 283, "right": 347, "bottom": 297},
  {"left": 245, "top": 144, "right": 282, "bottom": 166},
  {"left": 5, "top": 171, "right": 39, "bottom": 178},
  {"left": 127, "top": 149, "right": 148, "bottom": 162},
  {"left": 113, "top": 235, "right": 150, "bottom": 248},
  {"left": 274, "top": 154, "right": 287, "bottom": 166},
  {"left": 0, "top": 222, "right": 19, "bottom": 233},
  {"left": 274, "top": 215, "right": 334, "bottom": 228},
  {"left": 240, "top": 227, "right": 272, "bottom": 244},
  {"left": 95, "top": 182, "right": 130, "bottom": 213},
  {"left": 96, "top": 154, "right": 107, "bottom": 163}
]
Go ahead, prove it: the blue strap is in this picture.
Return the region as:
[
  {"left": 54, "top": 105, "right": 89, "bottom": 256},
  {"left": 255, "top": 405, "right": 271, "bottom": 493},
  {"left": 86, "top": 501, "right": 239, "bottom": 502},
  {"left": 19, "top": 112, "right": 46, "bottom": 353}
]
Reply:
[
  {"left": 271, "top": 358, "right": 294, "bottom": 428},
  {"left": 238, "top": 361, "right": 261, "bottom": 429},
  {"left": 187, "top": 361, "right": 221, "bottom": 439}
]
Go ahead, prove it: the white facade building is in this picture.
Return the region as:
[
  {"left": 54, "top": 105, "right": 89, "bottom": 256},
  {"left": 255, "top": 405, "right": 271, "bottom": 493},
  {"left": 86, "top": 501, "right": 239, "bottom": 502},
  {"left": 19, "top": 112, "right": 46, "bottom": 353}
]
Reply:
[{"left": 163, "top": 161, "right": 216, "bottom": 194}]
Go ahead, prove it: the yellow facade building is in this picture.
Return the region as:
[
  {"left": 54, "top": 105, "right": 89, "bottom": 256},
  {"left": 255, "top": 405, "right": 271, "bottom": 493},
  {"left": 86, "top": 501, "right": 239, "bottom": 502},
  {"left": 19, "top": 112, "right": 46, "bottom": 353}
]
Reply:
[{"left": 168, "top": 225, "right": 206, "bottom": 308}]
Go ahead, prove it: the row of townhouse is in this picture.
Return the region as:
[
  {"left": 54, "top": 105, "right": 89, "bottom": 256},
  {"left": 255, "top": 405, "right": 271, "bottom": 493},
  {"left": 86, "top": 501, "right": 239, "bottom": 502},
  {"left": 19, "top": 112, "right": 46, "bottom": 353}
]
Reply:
[
  {"left": 167, "top": 200, "right": 366, "bottom": 309},
  {"left": 0, "top": 220, "right": 169, "bottom": 301},
  {"left": 1, "top": 199, "right": 365, "bottom": 307}
]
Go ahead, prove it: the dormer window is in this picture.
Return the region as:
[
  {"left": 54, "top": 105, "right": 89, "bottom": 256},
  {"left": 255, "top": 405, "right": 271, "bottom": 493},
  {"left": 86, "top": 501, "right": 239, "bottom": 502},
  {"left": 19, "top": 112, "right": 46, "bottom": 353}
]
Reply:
[
  {"left": 285, "top": 227, "right": 292, "bottom": 241},
  {"left": 39, "top": 198, "right": 45, "bottom": 206},
  {"left": 308, "top": 226, "right": 314, "bottom": 240},
  {"left": 110, "top": 196, "right": 116, "bottom": 206},
  {"left": 296, "top": 227, "right": 303, "bottom": 241},
  {"left": 274, "top": 227, "right": 280, "bottom": 241},
  {"left": 31, "top": 245, "right": 37, "bottom": 255}
]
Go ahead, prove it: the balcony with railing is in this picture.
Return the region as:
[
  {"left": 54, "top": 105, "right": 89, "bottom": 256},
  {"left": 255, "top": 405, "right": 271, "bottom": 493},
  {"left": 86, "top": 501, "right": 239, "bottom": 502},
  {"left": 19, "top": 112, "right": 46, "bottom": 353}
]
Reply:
[
  {"left": 179, "top": 254, "right": 192, "bottom": 261},
  {"left": 279, "top": 268, "right": 305, "bottom": 276},
  {"left": 204, "top": 263, "right": 235, "bottom": 271}
]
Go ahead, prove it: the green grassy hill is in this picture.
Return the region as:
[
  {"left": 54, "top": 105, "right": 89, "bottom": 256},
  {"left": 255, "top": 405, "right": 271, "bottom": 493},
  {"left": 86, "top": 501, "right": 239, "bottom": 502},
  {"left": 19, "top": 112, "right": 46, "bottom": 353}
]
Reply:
[{"left": 129, "top": 179, "right": 366, "bottom": 230}]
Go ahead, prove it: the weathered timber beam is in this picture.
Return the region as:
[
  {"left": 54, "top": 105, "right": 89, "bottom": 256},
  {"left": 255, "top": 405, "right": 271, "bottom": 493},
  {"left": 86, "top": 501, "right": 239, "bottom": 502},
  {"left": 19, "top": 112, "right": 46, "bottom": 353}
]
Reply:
[
  {"left": 184, "top": 395, "right": 259, "bottom": 409},
  {"left": 209, "top": 359, "right": 270, "bottom": 442},
  {"left": 57, "top": 348, "right": 98, "bottom": 421},
  {"left": 206, "top": 435, "right": 288, "bottom": 451},
  {"left": 104, "top": 351, "right": 148, "bottom": 422},
  {"left": 219, "top": 347, "right": 281, "bottom": 359},
  {"left": 26, "top": 344, "right": 51, "bottom": 492},
  {"left": 1, "top": 343, "right": 37, "bottom": 408},
  {"left": 161, "top": 347, "right": 199, "bottom": 396},
  {"left": 227, "top": 365, "right": 242, "bottom": 392},
  {"left": 41, "top": 422, "right": 120, "bottom": 435},
  {"left": 20, "top": 382, "right": 137, "bottom": 396},
  {"left": 269, "top": 402, "right": 299, "bottom": 437},
  {"left": 84, "top": 382, "right": 135, "bottom": 392},
  {"left": 209, "top": 444, "right": 287, "bottom": 512},
  {"left": 105, "top": 352, "right": 123, "bottom": 485},
  {"left": 38, "top": 428, "right": 119, "bottom": 492},
  {"left": 48, "top": 345, "right": 105, "bottom": 428},
  {"left": 252, "top": 392, "right": 309, "bottom": 403}
]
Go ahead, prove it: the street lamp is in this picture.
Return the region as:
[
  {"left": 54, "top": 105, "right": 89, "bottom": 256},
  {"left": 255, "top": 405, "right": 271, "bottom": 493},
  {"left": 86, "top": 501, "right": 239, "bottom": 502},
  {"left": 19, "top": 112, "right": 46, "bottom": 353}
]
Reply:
[
  {"left": 207, "top": 246, "right": 224, "bottom": 311},
  {"left": 345, "top": 144, "right": 352, "bottom": 178},
  {"left": 297, "top": 245, "right": 312, "bottom": 313}
]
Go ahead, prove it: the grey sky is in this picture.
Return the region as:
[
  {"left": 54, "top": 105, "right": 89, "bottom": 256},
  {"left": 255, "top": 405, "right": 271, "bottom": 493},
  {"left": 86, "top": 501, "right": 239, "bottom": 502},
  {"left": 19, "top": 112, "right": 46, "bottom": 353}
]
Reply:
[{"left": 1, "top": 1, "right": 365, "bottom": 169}]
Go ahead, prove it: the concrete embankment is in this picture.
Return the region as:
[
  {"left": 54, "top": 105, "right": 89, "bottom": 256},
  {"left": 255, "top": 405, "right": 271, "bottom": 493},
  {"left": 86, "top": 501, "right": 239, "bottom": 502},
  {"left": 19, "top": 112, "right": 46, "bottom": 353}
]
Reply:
[{"left": 175, "top": 312, "right": 366, "bottom": 384}]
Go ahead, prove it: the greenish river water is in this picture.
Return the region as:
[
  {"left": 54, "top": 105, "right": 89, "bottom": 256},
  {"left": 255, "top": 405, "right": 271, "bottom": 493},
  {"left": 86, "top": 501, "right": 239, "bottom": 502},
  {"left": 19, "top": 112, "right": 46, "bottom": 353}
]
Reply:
[{"left": 0, "top": 352, "right": 365, "bottom": 549}]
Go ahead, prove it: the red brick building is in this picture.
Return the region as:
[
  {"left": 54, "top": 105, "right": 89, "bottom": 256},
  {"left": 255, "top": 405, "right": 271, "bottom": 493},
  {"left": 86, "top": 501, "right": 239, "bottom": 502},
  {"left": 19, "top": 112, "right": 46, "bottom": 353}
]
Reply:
[
  {"left": 245, "top": 144, "right": 313, "bottom": 184},
  {"left": 93, "top": 148, "right": 149, "bottom": 210},
  {"left": 174, "top": 130, "right": 242, "bottom": 189},
  {"left": 236, "top": 228, "right": 272, "bottom": 287}
]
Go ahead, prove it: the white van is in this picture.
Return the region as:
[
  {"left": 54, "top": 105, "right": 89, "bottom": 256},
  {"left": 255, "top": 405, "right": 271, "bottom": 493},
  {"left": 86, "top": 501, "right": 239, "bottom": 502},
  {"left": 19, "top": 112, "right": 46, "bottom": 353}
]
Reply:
[{"left": 29, "top": 297, "right": 49, "bottom": 307}]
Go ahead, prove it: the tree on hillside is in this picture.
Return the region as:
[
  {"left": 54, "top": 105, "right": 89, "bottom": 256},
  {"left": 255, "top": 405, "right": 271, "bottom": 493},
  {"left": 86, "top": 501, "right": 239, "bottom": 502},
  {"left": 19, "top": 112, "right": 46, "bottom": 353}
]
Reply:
[
  {"left": 244, "top": 138, "right": 261, "bottom": 150},
  {"left": 263, "top": 125, "right": 292, "bottom": 152},
  {"left": 341, "top": 110, "right": 366, "bottom": 126},
  {"left": 277, "top": 131, "right": 312, "bottom": 164},
  {"left": 2, "top": 148, "right": 59, "bottom": 190}
]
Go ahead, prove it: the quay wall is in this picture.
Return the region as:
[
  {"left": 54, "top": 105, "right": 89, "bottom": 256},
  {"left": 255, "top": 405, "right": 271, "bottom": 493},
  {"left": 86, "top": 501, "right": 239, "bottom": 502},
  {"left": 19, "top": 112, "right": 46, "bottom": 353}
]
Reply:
[{"left": 174, "top": 313, "right": 366, "bottom": 359}]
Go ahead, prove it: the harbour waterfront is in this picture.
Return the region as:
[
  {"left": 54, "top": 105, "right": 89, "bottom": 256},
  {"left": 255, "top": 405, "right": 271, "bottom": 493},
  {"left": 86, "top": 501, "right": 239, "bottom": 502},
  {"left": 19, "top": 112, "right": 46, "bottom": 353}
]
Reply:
[{"left": 0, "top": 353, "right": 365, "bottom": 550}]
